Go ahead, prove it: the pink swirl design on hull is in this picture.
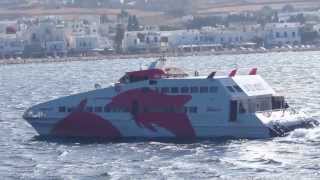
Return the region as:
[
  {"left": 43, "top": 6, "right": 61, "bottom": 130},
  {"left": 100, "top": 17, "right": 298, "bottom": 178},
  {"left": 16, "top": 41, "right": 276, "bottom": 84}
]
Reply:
[{"left": 52, "top": 100, "right": 121, "bottom": 138}]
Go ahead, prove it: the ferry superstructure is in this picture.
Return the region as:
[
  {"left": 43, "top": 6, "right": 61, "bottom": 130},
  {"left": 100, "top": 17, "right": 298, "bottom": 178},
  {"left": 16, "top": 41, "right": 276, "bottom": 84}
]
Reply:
[{"left": 23, "top": 58, "right": 318, "bottom": 139}]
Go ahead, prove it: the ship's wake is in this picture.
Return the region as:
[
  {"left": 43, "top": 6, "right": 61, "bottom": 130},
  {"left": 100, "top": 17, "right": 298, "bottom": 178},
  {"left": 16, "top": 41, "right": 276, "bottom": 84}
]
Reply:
[{"left": 285, "top": 119, "right": 320, "bottom": 143}]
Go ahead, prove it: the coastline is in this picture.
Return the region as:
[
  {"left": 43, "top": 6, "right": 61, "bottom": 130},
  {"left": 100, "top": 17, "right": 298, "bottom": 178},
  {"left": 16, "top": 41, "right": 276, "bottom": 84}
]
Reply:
[{"left": 1, "top": 47, "right": 320, "bottom": 66}]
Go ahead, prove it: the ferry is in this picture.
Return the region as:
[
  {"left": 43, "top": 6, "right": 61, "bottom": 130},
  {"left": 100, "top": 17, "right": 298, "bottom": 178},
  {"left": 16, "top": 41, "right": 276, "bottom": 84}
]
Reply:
[{"left": 23, "top": 57, "right": 318, "bottom": 139}]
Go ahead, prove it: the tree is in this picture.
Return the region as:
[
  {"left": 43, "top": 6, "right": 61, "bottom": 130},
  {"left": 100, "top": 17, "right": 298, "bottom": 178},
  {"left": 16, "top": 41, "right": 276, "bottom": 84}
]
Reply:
[
  {"left": 114, "top": 24, "right": 125, "bottom": 53},
  {"left": 100, "top": 14, "right": 110, "bottom": 24},
  {"left": 127, "top": 15, "right": 140, "bottom": 31},
  {"left": 288, "top": 14, "right": 306, "bottom": 24},
  {"left": 260, "top": 6, "right": 274, "bottom": 15},
  {"left": 272, "top": 12, "right": 279, "bottom": 22},
  {"left": 282, "top": 4, "right": 295, "bottom": 12},
  {"left": 132, "top": 16, "right": 139, "bottom": 30},
  {"left": 256, "top": 6, "right": 276, "bottom": 26},
  {"left": 185, "top": 16, "right": 224, "bottom": 29}
]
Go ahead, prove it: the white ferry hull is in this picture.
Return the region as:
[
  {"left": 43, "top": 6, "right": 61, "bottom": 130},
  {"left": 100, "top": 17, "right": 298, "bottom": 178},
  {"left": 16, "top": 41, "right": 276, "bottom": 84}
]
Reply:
[
  {"left": 24, "top": 110, "right": 317, "bottom": 139},
  {"left": 22, "top": 58, "right": 319, "bottom": 140}
]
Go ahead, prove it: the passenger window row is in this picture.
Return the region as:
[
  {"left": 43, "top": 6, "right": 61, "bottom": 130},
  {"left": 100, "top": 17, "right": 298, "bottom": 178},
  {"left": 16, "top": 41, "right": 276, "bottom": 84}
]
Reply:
[
  {"left": 153, "top": 86, "right": 218, "bottom": 94},
  {"left": 58, "top": 106, "right": 198, "bottom": 114}
]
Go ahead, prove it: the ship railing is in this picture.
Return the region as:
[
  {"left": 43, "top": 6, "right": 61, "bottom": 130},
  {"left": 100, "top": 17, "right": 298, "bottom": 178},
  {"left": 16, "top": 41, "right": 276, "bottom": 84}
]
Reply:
[{"left": 257, "top": 108, "right": 298, "bottom": 118}]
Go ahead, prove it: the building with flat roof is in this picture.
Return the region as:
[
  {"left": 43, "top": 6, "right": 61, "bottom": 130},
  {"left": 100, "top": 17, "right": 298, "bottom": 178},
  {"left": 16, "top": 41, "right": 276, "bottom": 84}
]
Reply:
[{"left": 264, "top": 23, "right": 301, "bottom": 47}]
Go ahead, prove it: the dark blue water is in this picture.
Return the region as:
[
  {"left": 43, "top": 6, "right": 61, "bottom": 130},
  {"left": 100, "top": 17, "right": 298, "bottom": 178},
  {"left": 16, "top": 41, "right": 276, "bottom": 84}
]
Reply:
[{"left": 1, "top": 52, "right": 320, "bottom": 179}]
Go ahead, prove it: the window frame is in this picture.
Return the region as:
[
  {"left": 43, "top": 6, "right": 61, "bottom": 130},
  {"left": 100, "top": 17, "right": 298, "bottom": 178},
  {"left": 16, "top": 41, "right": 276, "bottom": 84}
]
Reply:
[
  {"left": 95, "top": 106, "right": 103, "bottom": 113},
  {"left": 86, "top": 106, "right": 93, "bottom": 112},
  {"left": 171, "top": 87, "right": 179, "bottom": 93},
  {"left": 58, "top": 106, "right": 66, "bottom": 112},
  {"left": 209, "top": 86, "right": 218, "bottom": 93},
  {"left": 181, "top": 87, "right": 189, "bottom": 93},
  {"left": 200, "top": 86, "right": 209, "bottom": 93},
  {"left": 227, "top": 86, "right": 236, "bottom": 93},
  {"left": 190, "top": 86, "right": 199, "bottom": 93},
  {"left": 161, "top": 87, "right": 169, "bottom": 93}
]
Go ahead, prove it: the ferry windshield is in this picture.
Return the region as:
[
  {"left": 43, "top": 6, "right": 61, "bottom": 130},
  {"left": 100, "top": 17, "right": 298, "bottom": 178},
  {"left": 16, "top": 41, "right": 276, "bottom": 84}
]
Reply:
[{"left": 238, "top": 96, "right": 288, "bottom": 114}]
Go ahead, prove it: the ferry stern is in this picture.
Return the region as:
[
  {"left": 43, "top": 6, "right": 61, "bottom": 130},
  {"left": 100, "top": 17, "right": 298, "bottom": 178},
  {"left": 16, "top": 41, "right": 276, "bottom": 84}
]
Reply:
[{"left": 256, "top": 110, "right": 319, "bottom": 137}]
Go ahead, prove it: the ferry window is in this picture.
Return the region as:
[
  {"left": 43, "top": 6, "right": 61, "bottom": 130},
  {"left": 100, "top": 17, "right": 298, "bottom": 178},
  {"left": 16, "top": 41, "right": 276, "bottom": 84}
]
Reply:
[
  {"left": 149, "top": 80, "right": 157, "bottom": 85},
  {"left": 233, "top": 85, "right": 243, "bottom": 93},
  {"left": 200, "top": 86, "right": 209, "bottom": 93},
  {"left": 95, "top": 106, "right": 102, "bottom": 113},
  {"left": 110, "top": 106, "right": 128, "bottom": 113},
  {"left": 142, "top": 87, "right": 150, "bottom": 93},
  {"left": 104, "top": 106, "right": 110, "bottom": 112},
  {"left": 189, "top": 107, "right": 198, "bottom": 113},
  {"left": 58, "top": 106, "right": 66, "bottom": 112},
  {"left": 171, "top": 87, "right": 179, "bottom": 93},
  {"left": 239, "top": 102, "right": 246, "bottom": 113},
  {"left": 191, "top": 86, "right": 199, "bottom": 93},
  {"left": 227, "top": 86, "right": 235, "bottom": 93},
  {"left": 161, "top": 87, "right": 169, "bottom": 93},
  {"left": 210, "top": 86, "right": 218, "bottom": 93},
  {"left": 111, "top": 107, "right": 119, "bottom": 113},
  {"left": 181, "top": 87, "right": 189, "bottom": 93},
  {"left": 86, "top": 106, "right": 93, "bottom": 112},
  {"left": 67, "top": 107, "right": 74, "bottom": 112}
]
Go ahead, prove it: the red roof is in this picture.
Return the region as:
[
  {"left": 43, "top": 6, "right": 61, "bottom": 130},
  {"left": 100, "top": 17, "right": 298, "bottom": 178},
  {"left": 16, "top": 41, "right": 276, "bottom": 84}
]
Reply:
[
  {"left": 6, "top": 26, "right": 16, "bottom": 34},
  {"left": 126, "top": 69, "right": 165, "bottom": 79}
]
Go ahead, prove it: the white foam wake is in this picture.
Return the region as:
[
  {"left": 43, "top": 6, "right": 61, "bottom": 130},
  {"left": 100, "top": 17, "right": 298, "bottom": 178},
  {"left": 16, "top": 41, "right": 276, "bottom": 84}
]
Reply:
[{"left": 287, "top": 126, "right": 320, "bottom": 143}]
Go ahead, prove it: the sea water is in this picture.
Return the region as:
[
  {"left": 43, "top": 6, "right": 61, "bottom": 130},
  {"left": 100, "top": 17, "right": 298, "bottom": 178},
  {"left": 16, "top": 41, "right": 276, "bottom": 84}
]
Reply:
[{"left": 0, "top": 51, "right": 320, "bottom": 179}]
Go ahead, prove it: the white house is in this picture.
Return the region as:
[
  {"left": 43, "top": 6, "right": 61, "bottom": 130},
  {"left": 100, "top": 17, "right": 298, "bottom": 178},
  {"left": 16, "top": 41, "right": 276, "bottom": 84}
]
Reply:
[
  {"left": 264, "top": 23, "right": 301, "bottom": 47},
  {"left": 68, "top": 35, "right": 99, "bottom": 53},
  {"left": 199, "top": 26, "right": 261, "bottom": 47},
  {"left": 166, "top": 30, "right": 200, "bottom": 48},
  {"left": 163, "top": 26, "right": 262, "bottom": 51},
  {"left": 26, "top": 21, "right": 68, "bottom": 56},
  {"left": 0, "top": 34, "right": 25, "bottom": 57},
  {"left": 64, "top": 18, "right": 101, "bottom": 54},
  {"left": 123, "top": 31, "right": 162, "bottom": 53}
]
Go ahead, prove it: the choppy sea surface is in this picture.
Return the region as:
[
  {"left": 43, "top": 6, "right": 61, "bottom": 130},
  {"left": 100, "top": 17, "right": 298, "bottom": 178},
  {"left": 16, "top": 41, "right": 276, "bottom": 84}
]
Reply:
[{"left": 1, "top": 51, "right": 320, "bottom": 179}]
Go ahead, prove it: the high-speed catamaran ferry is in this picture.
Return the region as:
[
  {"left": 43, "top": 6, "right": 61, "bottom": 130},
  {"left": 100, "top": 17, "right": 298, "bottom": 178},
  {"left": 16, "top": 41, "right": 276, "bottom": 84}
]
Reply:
[{"left": 23, "top": 57, "right": 318, "bottom": 139}]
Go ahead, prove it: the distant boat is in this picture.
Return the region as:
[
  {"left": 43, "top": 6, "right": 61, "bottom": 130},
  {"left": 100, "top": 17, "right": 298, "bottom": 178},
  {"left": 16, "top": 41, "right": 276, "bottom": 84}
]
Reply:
[{"left": 23, "top": 57, "right": 318, "bottom": 139}]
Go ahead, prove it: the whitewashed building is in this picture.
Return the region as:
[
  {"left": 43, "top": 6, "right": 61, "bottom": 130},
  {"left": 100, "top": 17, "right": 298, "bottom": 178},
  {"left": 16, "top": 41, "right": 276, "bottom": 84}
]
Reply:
[
  {"left": 123, "top": 31, "right": 163, "bottom": 53},
  {"left": 199, "top": 26, "right": 261, "bottom": 47},
  {"left": 264, "top": 23, "right": 301, "bottom": 47},
  {"left": 65, "top": 19, "right": 101, "bottom": 54},
  {"left": 162, "top": 26, "right": 262, "bottom": 52},
  {"left": 25, "top": 22, "right": 67, "bottom": 56},
  {"left": 68, "top": 35, "right": 99, "bottom": 53},
  {"left": 166, "top": 30, "right": 200, "bottom": 47},
  {"left": 0, "top": 34, "right": 25, "bottom": 57}
]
